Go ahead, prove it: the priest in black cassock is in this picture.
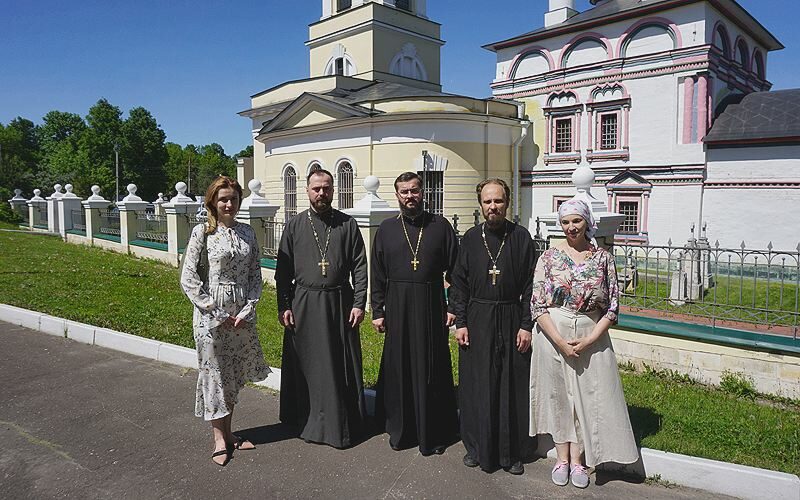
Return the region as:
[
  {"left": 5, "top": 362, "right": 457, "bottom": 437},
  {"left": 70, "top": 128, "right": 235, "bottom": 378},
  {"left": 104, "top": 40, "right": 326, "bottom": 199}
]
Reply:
[
  {"left": 451, "top": 178, "right": 535, "bottom": 475},
  {"left": 371, "top": 171, "right": 459, "bottom": 456},
  {"left": 276, "top": 168, "right": 368, "bottom": 449}
]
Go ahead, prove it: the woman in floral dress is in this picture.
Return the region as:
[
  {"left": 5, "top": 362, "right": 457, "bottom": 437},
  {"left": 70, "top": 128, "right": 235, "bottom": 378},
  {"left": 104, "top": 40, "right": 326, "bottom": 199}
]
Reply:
[
  {"left": 529, "top": 199, "right": 638, "bottom": 488},
  {"left": 180, "top": 176, "right": 271, "bottom": 466}
]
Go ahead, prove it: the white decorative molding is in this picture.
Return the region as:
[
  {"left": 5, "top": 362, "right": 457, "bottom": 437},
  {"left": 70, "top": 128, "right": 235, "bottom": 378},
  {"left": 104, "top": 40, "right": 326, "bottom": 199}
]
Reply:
[
  {"left": 389, "top": 43, "right": 428, "bottom": 81},
  {"left": 415, "top": 152, "right": 448, "bottom": 172}
]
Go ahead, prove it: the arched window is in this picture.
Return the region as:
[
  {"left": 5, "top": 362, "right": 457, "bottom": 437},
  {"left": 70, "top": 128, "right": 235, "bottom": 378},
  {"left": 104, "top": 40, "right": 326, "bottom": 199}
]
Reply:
[
  {"left": 390, "top": 43, "right": 428, "bottom": 81},
  {"left": 337, "top": 162, "right": 354, "bottom": 209},
  {"left": 308, "top": 162, "right": 322, "bottom": 176},
  {"left": 713, "top": 24, "right": 730, "bottom": 58},
  {"left": 753, "top": 50, "right": 766, "bottom": 79},
  {"left": 736, "top": 38, "right": 750, "bottom": 70},
  {"left": 283, "top": 166, "right": 297, "bottom": 222},
  {"left": 324, "top": 44, "right": 357, "bottom": 76}
]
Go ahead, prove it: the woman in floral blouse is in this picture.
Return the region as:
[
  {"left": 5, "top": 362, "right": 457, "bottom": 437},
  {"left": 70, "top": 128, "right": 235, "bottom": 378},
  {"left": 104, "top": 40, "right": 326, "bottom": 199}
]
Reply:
[
  {"left": 180, "top": 176, "right": 271, "bottom": 466},
  {"left": 529, "top": 199, "right": 638, "bottom": 488}
]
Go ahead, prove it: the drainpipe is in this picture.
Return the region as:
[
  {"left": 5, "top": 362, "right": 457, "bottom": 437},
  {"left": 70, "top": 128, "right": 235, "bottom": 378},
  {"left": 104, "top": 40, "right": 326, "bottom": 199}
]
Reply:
[{"left": 512, "top": 119, "right": 531, "bottom": 220}]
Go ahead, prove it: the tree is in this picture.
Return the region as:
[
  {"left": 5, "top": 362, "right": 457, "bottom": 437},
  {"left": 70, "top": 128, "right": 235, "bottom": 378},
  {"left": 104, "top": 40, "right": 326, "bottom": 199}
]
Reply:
[
  {"left": 121, "top": 107, "right": 168, "bottom": 201},
  {"left": 235, "top": 145, "right": 253, "bottom": 158},
  {"left": 81, "top": 99, "right": 123, "bottom": 200},
  {"left": 193, "top": 143, "right": 235, "bottom": 196},
  {"left": 37, "top": 111, "right": 88, "bottom": 195},
  {"left": 0, "top": 117, "right": 41, "bottom": 198}
]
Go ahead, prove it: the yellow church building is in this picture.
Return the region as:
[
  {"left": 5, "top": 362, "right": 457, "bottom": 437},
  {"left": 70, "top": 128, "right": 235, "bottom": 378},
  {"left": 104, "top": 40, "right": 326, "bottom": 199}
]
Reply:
[{"left": 239, "top": 0, "right": 529, "bottom": 224}]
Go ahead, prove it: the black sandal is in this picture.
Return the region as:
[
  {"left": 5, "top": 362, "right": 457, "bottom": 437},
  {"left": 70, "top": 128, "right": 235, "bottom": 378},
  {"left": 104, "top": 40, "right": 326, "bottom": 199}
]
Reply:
[{"left": 211, "top": 448, "right": 231, "bottom": 466}]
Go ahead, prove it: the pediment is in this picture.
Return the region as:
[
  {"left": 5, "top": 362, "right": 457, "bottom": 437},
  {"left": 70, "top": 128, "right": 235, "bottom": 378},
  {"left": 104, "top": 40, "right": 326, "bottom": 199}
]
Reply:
[
  {"left": 606, "top": 169, "right": 651, "bottom": 187},
  {"left": 259, "top": 93, "right": 371, "bottom": 134}
]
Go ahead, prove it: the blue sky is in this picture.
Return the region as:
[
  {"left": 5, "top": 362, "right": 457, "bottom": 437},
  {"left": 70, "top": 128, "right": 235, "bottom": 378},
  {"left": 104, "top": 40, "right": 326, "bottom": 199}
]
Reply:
[{"left": 1, "top": 0, "right": 797, "bottom": 155}]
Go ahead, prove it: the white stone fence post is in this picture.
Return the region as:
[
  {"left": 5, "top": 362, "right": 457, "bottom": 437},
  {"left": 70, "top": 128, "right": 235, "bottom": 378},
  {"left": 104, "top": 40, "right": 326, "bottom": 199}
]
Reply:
[
  {"left": 27, "top": 189, "right": 47, "bottom": 230},
  {"left": 164, "top": 182, "right": 201, "bottom": 265},
  {"left": 56, "top": 184, "right": 84, "bottom": 238},
  {"left": 8, "top": 189, "right": 28, "bottom": 224}
]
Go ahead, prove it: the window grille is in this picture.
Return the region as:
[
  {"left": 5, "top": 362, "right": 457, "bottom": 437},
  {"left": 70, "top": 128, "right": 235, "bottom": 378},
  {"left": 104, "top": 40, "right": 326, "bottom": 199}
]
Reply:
[
  {"left": 554, "top": 118, "right": 572, "bottom": 153},
  {"left": 284, "top": 167, "right": 297, "bottom": 222},
  {"left": 600, "top": 113, "right": 618, "bottom": 150},
  {"left": 618, "top": 201, "right": 639, "bottom": 234},
  {"left": 338, "top": 162, "right": 354, "bottom": 209},
  {"left": 417, "top": 170, "right": 444, "bottom": 215}
]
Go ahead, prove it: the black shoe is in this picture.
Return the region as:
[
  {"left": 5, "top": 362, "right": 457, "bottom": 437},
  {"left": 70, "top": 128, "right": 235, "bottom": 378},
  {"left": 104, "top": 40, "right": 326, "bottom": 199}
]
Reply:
[
  {"left": 434, "top": 446, "right": 446, "bottom": 455},
  {"left": 505, "top": 461, "right": 524, "bottom": 475},
  {"left": 463, "top": 453, "right": 479, "bottom": 468},
  {"left": 420, "top": 446, "right": 446, "bottom": 457}
]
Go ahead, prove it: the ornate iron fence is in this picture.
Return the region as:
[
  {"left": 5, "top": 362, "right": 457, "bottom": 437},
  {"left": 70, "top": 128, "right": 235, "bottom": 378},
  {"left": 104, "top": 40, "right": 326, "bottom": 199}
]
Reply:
[
  {"left": 261, "top": 218, "right": 285, "bottom": 259},
  {"left": 34, "top": 205, "right": 48, "bottom": 228},
  {"left": 97, "top": 209, "right": 120, "bottom": 237},
  {"left": 135, "top": 213, "right": 167, "bottom": 243},
  {"left": 71, "top": 209, "right": 86, "bottom": 234},
  {"left": 613, "top": 232, "right": 799, "bottom": 339},
  {"left": 19, "top": 206, "right": 30, "bottom": 226}
]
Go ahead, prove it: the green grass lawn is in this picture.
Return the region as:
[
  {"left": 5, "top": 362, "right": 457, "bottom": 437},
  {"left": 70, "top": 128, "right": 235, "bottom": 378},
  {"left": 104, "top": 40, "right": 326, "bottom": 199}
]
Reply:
[{"left": 1, "top": 223, "right": 798, "bottom": 475}]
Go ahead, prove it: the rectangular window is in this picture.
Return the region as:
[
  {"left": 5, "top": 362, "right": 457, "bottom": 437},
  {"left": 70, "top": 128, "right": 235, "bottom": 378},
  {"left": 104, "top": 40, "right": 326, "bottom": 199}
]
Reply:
[
  {"left": 417, "top": 170, "right": 444, "bottom": 215},
  {"left": 618, "top": 201, "right": 639, "bottom": 234},
  {"left": 600, "top": 113, "right": 618, "bottom": 150},
  {"left": 554, "top": 118, "right": 572, "bottom": 153},
  {"left": 337, "top": 0, "right": 352, "bottom": 12},
  {"left": 395, "top": 0, "right": 411, "bottom": 11},
  {"left": 335, "top": 58, "right": 344, "bottom": 76},
  {"left": 553, "top": 196, "right": 571, "bottom": 212}
]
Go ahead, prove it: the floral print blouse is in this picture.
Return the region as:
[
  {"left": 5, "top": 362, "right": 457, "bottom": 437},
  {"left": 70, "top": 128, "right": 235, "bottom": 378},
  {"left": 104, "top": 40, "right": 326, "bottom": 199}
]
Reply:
[{"left": 531, "top": 245, "right": 620, "bottom": 322}]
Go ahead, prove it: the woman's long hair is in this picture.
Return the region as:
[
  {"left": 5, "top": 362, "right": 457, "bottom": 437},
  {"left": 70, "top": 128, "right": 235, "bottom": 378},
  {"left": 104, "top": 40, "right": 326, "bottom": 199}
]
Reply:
[{"left": 204, "top": 176, "right": 243, "bottom": 234}]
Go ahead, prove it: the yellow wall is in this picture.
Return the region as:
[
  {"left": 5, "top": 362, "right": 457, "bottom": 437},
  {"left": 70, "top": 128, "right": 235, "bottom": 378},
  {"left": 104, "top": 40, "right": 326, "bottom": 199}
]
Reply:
[{"left": 310, "top": 31, "right": 374, "bottom": 79}]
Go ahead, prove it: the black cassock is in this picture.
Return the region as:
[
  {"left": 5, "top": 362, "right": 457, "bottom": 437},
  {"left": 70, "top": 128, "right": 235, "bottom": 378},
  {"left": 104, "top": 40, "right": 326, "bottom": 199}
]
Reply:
[
  {"left": 371, "top": 212, "right": 459, "bottom": 454},
  {"left": 450, "top": 221, "right": 535, "bottom": 470},
  {"left": 276, "top": 208, "right": 368, "bottom": 448}
]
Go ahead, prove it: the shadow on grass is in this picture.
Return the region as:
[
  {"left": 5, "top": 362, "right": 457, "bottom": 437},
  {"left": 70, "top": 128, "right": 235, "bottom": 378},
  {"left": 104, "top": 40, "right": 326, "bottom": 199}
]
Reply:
[{"left": 628, "top": 404, "right": 661, "bottom": 447}]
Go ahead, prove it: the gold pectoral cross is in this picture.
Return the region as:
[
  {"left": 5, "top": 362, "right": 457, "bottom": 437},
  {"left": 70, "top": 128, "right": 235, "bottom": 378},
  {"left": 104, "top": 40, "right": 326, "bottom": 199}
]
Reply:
[
  {"left": 489, "top": 265, "right": 500, "bottom": 285},
  {"left": 318, "top": 258, "right": 329, "bottom": 277},
  {"left": 411, "top": 257, "right": 419, "bottom": 271}
]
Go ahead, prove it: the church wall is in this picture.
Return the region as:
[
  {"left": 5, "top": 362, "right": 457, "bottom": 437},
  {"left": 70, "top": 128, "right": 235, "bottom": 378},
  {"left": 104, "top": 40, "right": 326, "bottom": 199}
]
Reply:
[
  {"left": 310, "top": 31, "right": 374, "bottom": 78},
  {"left": 371, "top": 27, "right": 442, "bottom": 84},
  {"left": 706, "top": 145, "right": 800, "bottom": 181},
  {"left": 643, "top": 183, "right": 702, "bottom": 245}
]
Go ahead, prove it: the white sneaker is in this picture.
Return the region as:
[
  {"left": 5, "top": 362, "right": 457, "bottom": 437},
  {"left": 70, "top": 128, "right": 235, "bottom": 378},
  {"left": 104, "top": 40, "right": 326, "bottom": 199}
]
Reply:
[
  {"left": 551, "top": 461, "right": 569, "bottom": 486},
  {"left": 570, "top": 464, "right": 590, "bottom": 488}
]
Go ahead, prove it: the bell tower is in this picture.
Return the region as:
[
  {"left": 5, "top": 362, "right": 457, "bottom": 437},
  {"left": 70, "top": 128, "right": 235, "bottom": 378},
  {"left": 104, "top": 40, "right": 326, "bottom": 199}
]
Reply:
[{"left": 308, "top": 0, "right": 443, "bottom": 90}]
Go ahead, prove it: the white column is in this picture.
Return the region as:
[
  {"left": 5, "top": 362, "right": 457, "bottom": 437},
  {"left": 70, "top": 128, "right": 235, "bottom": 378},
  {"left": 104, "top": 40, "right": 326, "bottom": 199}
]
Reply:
[
  {"left": 164, "top": 181, "right": 201, "bottom": 264},
  {"left": 82, "top": 185, "right": 111, "bottom": 244},
  {"left": 27, "top": 189, "right": 46, "bottom": 230},
  {"left": 117, "top": 184, "right": 149, "bottom": 251},
  {"left": 56, "top": 184, "right": 84, "bottom": 238},
  {"left": 236, "top": 179, "right": 280, "bottom": 256},
  {"left": 46, "top": 184, "right": 64, "bottom": 233},
  {"left": 343, "top": 176, "right": 399, "bottom": 310},
  {"left": 539, "top": 166, "right": 625, "bottom": 250}
]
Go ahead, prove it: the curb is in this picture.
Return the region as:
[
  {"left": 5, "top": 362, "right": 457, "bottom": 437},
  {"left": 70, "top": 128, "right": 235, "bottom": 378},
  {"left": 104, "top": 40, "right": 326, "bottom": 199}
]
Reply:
[{"left": 2, "top": 303, "right": 798, "bottom": 500}]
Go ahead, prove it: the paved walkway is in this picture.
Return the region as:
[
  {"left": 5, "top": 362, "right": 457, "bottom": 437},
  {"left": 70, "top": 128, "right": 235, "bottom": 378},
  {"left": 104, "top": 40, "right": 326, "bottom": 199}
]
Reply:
[{"left": 0, "top": 321, "right": 730, "bottom": 500}]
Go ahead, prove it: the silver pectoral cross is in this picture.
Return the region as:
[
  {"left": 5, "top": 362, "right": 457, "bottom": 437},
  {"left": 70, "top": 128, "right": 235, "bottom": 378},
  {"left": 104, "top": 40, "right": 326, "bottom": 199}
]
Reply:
[
  {"left": 489, "top": 264, "right": 500, "bottom": 285},
  {"left": 318, "top": 258, "right": 329, "bottom": 277}
]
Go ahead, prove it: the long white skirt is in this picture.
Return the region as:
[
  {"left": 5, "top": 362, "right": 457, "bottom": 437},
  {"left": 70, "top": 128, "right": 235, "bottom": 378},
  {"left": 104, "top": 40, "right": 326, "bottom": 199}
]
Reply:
[{"left": 529, "top": 307, "right": 639, "bottom": 467}]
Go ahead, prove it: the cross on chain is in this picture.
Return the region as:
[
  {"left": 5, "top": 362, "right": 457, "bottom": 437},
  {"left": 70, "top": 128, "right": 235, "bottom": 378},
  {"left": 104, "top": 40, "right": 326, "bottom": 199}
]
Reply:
[
  {"left": 318, "top": 258, "right": 329, "bottom": 277},
  {"left": 489, "top": 264, "right": 501, "bottom": 285},
  {"left": 411, "top": 257, "right": 419, "bottom": 271}
]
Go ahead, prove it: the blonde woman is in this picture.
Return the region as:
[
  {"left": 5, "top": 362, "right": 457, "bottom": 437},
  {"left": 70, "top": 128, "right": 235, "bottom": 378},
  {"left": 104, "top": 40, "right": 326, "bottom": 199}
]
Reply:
[
  {"left": 530, "top": 199, "right": 638, "bottom": 488},
  {"left": 181, "top": 176, "right": 271, "bottom": 466}
]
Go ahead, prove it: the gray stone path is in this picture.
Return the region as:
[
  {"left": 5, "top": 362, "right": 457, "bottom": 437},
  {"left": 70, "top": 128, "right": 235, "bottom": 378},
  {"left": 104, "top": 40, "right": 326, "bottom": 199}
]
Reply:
[{"left": 0, "top": 321, "right": 731, "bottom": 499}]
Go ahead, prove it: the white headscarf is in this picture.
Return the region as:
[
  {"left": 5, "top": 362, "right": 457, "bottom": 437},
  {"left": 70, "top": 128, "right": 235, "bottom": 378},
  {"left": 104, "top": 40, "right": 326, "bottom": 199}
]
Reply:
[{"left": 558, "top": 199, "right": 597, "bottom": 240}]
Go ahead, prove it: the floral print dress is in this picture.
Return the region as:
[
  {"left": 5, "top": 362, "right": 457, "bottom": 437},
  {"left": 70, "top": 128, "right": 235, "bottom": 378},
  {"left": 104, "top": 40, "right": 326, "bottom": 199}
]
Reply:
[
  {"left": 181, "top": 222, "right": 271, "bottom": 421},
  {"left": 529, "top": 245, "right": 639, "bottom": 467}
]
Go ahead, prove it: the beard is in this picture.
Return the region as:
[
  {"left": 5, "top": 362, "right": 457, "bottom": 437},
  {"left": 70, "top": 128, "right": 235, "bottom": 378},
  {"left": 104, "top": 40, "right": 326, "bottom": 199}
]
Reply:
[
  {"left": 400, "top": 203, "right": 422, "bottom": 218},
  {"left": 311, "top": 198, "right": 332, "bottom": 213}
]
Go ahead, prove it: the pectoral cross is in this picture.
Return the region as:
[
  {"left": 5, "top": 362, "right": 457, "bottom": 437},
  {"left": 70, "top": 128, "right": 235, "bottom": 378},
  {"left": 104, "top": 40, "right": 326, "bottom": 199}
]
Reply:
[
  {"left": 411, "top": 257, "right": 419, "bottom": 271},
  {"left": 318, "top": 258, "right": 329, "bottom": 277},
  {"left": 489, "top": 265, "right": 500, "bottom": 285}
]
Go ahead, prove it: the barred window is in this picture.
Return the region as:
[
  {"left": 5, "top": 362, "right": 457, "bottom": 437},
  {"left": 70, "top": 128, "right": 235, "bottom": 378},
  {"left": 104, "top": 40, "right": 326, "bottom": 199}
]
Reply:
[
  {"left": 334, "top": 57, "right": 344, "bottom": 76},
  {"left": 600, "top": 113, "right": 618, "bottom": 150},
  {"left": 338, "top": 162, "right": 354, "bottom": 209},
  {"left": 618, "top": 201, "right": 639, "bottom": 234},
  {"left": 554, "top": 118, "right": 572, "bottom": 153},
  {"left": 284, "top": 167, "right": 297, "bottom": 222},
  {"left": 417, "top": 170, "right": 444, "bottom": 215}
]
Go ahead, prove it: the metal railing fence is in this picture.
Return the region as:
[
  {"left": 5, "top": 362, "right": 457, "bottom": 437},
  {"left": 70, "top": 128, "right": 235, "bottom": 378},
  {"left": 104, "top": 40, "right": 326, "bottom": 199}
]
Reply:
[
  {"left": 261, "top": 218, "right": 285, "bottom": 259},
  {"left": 97, "top": 209, "right": 120, "bottom": 237},
  {"left": 135, "top": 213, "right": 167, "bottom": 243},
  {"left": 71, "top": 209, "right": 86, "bottom": 233}
]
